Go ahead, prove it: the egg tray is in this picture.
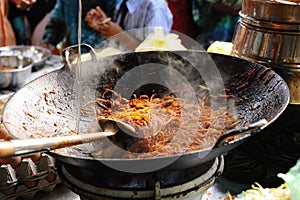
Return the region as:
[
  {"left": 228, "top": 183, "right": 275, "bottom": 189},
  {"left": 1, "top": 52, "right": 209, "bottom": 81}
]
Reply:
[{"left": 0, "top": 154, "right": 61, "bottom": 200}]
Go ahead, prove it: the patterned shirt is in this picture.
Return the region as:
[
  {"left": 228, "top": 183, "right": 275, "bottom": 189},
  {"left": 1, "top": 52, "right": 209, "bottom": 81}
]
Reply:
[{"left": 42, "top": 0, "right": 118, "bottom": 47}]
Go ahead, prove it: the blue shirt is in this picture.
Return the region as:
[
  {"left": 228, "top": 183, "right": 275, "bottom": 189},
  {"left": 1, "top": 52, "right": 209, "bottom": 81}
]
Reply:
[
  {"left": 114, "top": 0, "right": 173, "bottom": 41},
  {"left": 42, "top": 0, "right": 118, "bottom": 47}
]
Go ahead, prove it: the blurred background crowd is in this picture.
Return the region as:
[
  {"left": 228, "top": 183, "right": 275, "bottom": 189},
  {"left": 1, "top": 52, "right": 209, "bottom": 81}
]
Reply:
[{"left": 0, "top": 0, "right": 241, "bottom": 53}]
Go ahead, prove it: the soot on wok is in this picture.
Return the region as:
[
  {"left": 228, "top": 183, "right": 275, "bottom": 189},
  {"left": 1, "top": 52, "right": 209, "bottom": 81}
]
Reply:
[{"left": 90, "top": 52, "right": 240, "bottom": 159}]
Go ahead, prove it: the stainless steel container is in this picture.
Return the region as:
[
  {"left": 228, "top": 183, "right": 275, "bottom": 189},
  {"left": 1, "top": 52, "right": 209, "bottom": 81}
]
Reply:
[
  {"left": 231, "top": 0, "right": 300, "bottom": 104},
  {"left": 0, "top": 56, "right": 33, "bottom": 89},
  {"left": 0, "top": 45, "right": 51, "bottom": 71}
]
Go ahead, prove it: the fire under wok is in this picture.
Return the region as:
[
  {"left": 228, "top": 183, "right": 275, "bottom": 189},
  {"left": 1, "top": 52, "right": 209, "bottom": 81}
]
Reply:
[{"left": 2, "top": 50, "right": 289, "bottom": 173}]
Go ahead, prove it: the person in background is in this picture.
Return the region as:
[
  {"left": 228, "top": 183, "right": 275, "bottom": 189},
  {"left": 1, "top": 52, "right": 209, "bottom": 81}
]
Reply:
[
  {"left": 0, "top": 0, "right": 36, "bottom": 46},
  {"left": 9, "top": 0, "right": 36, "bottom": 10},
  {"left": 42, "top": 0, "right": 118, "bottom": 52},
  {"left": 85, "top": 0, "right": 173, "bottom": 50},
  {"left": 0, "top": 0, "right": 17, "bottom": 46},
  {"left": 8, "top": 0, "right": 56, "bottom": 45},
  {"left": 193, "top": 0, "right": 241, "bottom": 49},
  {"left": 166, "top": 0, "right": 199, "bottom": 39}
]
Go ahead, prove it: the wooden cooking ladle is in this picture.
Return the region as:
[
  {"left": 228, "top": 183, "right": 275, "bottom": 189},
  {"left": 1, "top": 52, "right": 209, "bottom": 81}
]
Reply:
[{"left": 0, "top": 119, "right": 135, "bottom": 158}]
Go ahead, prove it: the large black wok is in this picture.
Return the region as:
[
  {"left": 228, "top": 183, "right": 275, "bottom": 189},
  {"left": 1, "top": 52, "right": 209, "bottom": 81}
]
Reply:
[{"left": 2, "top": 50, "right": 289, "bottom": 173}]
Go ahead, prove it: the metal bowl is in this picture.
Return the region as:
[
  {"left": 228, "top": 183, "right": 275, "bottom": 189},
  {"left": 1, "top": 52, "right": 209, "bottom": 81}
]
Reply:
[
  {"left": 0, "top": 45, "right": 51, "bottom": 71},
  {"left": 0, "top": 55, "right": 33, "bottom": 89}
]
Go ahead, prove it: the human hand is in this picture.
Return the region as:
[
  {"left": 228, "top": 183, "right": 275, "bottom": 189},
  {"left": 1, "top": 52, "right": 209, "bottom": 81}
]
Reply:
[
  {"left": 10, "top": 0, "right": 37, "bottom": 11},
  {"left": 97, "top": 21, "right": 124, "bottom": 39},
  {"left": 86, "top": 6, "right": 123, "bottom": 39},
  {"left": 85, "top": 6, "right": 108, "bottom": 31}
]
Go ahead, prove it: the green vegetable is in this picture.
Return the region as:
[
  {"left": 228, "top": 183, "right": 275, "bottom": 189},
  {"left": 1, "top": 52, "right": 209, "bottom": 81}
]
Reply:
[{"left": 278, "top": 159, "right": 300, "bottom": 200}]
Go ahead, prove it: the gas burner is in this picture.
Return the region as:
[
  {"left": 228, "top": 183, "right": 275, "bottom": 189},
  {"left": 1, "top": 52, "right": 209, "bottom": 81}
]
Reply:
[{"left": 56, "top": 156, "right": 224, "bottom": 200}]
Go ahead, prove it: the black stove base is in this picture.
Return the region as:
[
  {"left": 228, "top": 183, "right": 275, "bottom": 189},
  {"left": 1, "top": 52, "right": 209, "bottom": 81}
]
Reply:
[{"left": 56, "top": 156, "right": 224, "bottom": 200}]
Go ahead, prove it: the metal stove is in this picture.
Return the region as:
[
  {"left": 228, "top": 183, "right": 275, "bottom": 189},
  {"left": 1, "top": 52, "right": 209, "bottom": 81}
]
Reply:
[{"left": 55, "top": 156, "right": 224, "bottom": 200}]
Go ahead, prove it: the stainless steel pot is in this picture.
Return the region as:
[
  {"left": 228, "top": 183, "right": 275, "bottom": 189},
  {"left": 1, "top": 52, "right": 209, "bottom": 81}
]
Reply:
[
  {"left": 0, "top": 55, "right": 33, "bottom": 89},
  {"left": 231, "top": 0, "right": 300, "bottom": 104},
  {"left": 242, "top": 0, "right": 300, "bottom": 23},
  {"left": 0, "top": 45, "right": 51, "bottom": 71}
]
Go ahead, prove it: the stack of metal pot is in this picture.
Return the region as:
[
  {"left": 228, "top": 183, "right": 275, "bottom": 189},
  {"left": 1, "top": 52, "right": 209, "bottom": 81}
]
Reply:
[{"left": 232, "top": 0, "right": 300, "bottom": 104}]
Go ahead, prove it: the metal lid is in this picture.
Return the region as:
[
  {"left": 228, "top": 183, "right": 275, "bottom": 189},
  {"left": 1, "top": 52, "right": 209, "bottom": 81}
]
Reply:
[{"left": 241, "top": 0, "right": 300, "bottom": 23}]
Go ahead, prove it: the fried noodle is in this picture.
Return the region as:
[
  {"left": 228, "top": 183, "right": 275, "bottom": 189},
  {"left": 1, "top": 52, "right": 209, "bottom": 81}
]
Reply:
[{"left": 92, "top": 88, "right": 239, "bottom": 158}]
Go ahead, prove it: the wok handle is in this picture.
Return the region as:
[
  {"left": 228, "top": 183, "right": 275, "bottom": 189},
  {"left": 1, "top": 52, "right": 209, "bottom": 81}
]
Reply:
[
  {"left": 0, "top": 131, "right": 114, "bottom": 158},
  {"left": 214, "top": 119, "right": 268, "bottom": 148},
  {"left": 61, "top": 43, "right": 97, "bottom": 72}
]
